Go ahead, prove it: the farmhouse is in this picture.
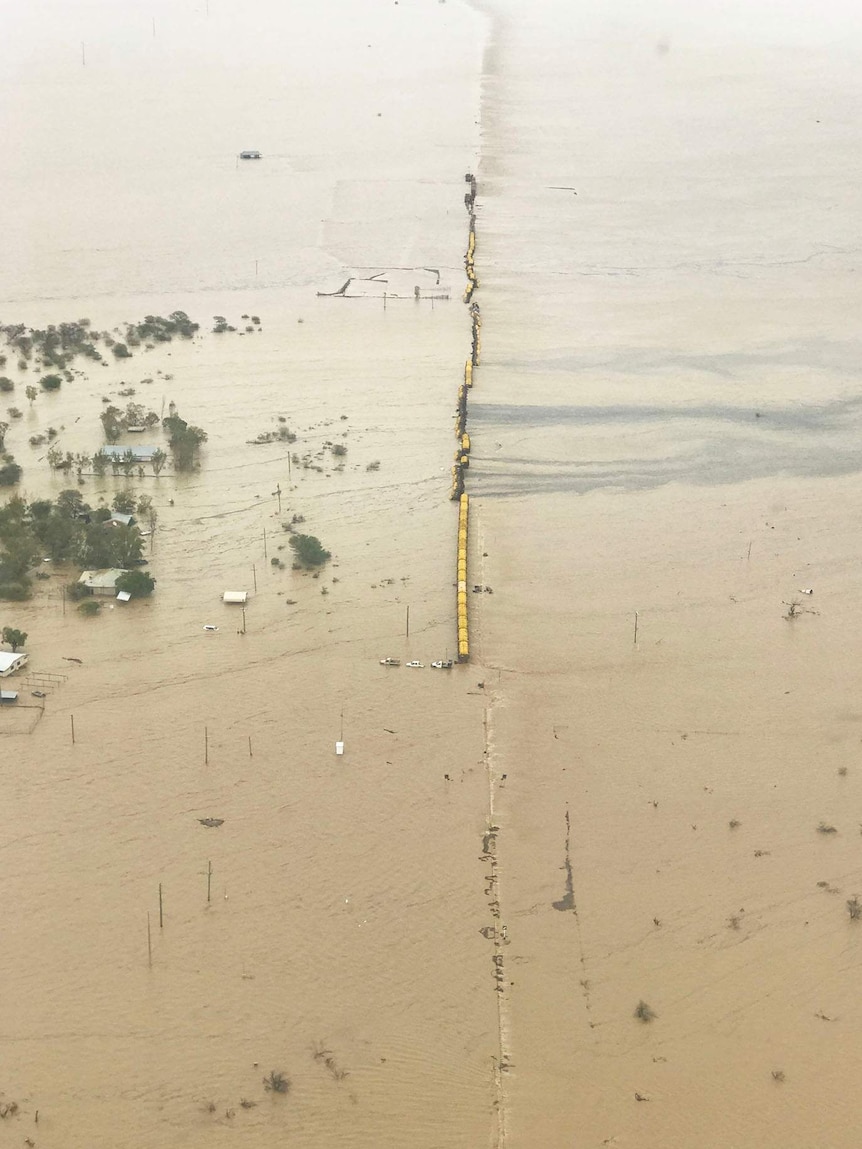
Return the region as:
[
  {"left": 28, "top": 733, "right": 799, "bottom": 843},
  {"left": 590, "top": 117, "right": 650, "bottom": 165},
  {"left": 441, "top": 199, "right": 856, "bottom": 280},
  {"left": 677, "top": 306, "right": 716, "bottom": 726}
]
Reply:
[
  {"left": 78, "top": 569, "right": 129, "bottom": 597},
  {"left": 100, "top": 445, "right": 159, "bottom": 464}
]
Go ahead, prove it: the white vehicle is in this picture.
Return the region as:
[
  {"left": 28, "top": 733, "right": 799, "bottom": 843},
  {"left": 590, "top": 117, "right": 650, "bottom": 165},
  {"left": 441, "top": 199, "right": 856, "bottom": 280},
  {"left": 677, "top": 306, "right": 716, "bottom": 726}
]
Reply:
[
  {"left": 431, "top": 660, "right": 454, "bottom": 669},
  {"left": 405, "top": 660, "right": 424, "bottom": 668},
  {"left": 203, "top": 625, "right": 219, "bottom": 632},
  {"left": 379, "top": 657, "right": 401, "bottom": 666}
]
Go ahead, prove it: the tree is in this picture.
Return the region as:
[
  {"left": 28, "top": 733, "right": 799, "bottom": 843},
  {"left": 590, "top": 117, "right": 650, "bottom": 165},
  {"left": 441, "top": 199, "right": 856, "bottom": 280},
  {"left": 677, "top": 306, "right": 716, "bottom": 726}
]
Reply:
[
  {"left": 151, "top": 448, "right": 167, "bottom": 476},
  {"left": 112, "top": 491, "right": 136, "bottom": 514},
  {"left": 0, "top": 525, "right": 39, "bottom": 589},
  {"left": 24, "top": 385, "right": 37, "bottom": 404},
  {"left": 0, "top": 378, "right": 13, "bottom": 393},
  {"left": 289, "top": 533, "right": 331, "bottom": 568},
  {"left": 92, "top": 450, "right": 108, "bottom": 477},
  {"left": 164, "top": 411, "right": 207, "bottom": 471},
  {"left": 100, "top": 406, "right": 123, "bottom": 442},
  {"left": 56, "top": 489, "right": 87, "bottom": 518},
  {"left": 115, "top": 569, "right": 155, "bottom": 597},
  {"left": 77, "top": 520, "right": 143, "bottom": 569},
  {"left": 0, "top": 461, "right": 22, "bottom": 486},
  {"left": 109, "top": 525, "right": 144, "bottom": 568},
  {"left": 1, "top": 626, "right": 27, "bottom": 651},
  {"left": 39, "top": 373, "right": 62, "bottom": 391},
  {"left": 0, "top": 422, "right": 7, "bottom": 450},
  {"left": 33, "top": 511, "right": 79, "bottom": 561}
]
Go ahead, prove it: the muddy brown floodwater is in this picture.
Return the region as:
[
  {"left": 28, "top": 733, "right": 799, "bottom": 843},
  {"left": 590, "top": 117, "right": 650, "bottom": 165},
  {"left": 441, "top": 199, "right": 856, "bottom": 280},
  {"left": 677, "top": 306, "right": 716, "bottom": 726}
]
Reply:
[{"left": 3, "top": 0, "right": 862, "bottom": 1146}]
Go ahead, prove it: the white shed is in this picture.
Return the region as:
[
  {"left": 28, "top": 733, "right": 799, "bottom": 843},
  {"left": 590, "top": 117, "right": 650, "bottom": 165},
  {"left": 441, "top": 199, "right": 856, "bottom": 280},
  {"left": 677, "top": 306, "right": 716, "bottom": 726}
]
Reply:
[{"left": 223, "top": 591, "right": 248, "bottom": 604}]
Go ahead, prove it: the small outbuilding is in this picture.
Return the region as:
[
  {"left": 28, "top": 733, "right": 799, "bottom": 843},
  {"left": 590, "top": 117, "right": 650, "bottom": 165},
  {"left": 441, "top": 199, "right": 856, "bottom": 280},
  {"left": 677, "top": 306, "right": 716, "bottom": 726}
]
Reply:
[
  {"left": 78, "top": 569, "right": 129, "bottom": 597},
  {"left": 223, "top": 591, "right": 249, "bottom": 604},
  {"left": 0, "top": 651, "right": 28, "bottom": 678},
  {"left": 108, "top": 512, "right": 135, "bottom": 528},
  {"left": 0, "top": 690, "right": 19, "bottom": 704}
]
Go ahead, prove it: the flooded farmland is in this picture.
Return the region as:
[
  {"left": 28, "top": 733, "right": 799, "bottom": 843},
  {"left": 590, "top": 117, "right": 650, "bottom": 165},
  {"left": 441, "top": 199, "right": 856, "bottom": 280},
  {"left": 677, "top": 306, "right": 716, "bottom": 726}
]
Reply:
[{"left": 3, "top": 1, "right": 862, "bottom": 1147}]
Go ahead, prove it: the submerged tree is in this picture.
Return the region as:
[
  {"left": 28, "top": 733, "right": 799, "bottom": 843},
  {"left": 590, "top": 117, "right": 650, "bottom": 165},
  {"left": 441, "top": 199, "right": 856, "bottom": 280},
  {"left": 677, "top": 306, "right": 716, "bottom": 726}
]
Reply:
[
  {"left": 150, "top": 447, "right": 167, "bottom": 476},
  {"left": 163, "top": 410, "right": 207, "bottom": 471},
  {"left": 115, "top": 569, "right": 155, "bottom": 597},
  {"left": 289, "top": 533, "right": 331, "bottom": 569},
  {"left": 1, "top": 626, "right": 27, "bottom": 651}
]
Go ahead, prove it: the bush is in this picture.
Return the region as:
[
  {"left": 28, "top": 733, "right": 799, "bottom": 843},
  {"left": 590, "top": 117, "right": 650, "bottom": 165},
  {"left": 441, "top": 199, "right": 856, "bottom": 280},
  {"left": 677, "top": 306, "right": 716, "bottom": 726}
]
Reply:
[
  {"left": 263, "top": 1071, "right": 290, "bottom": 1095},
  {"left": 66, "top": 581, "right": 90, "bottom": 602},
  {"left": 634, "top": 1000, "right": 657, "bottom": 1023},
  {"left": 0, "top": 378, "right": 12, "bottom": 393},
  {"left": 0, "top": 582, "right": 30, "bottom": 601},
  {"left": 78, "top": 599, "right": 102, "bottom": 616},
  {"left": 39, "top": 374, "right": 62, "bottom": 391}
]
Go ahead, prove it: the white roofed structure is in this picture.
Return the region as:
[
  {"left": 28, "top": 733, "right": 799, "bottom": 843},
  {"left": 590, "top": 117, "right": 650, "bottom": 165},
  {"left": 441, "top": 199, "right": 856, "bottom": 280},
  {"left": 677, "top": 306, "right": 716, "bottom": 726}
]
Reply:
[{"left": 0, "top": 651, "right": 28, "bottom": 677}]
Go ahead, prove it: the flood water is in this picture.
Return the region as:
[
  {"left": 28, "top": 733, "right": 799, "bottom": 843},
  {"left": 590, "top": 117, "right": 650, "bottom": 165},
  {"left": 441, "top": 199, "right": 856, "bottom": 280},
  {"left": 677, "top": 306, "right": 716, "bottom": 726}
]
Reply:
[{"left": 3, "top": 1, "right": 862, "bottom": 1146}]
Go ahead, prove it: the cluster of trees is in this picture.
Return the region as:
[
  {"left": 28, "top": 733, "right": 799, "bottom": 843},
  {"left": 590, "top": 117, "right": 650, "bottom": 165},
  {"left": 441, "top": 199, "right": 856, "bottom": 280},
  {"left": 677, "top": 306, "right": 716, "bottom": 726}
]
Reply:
[
  {"left": 100, "top": 401, "right": 160, "bottom": 442},
  {"left": 0, "top": 420, "right": 20, "bottom": 485},
  {"left": 0, "top": 490, "right": 151, "bottom": 600},
  {"left": 0, "top": 317, "right": 101, "bottom": 374},
  {"left": 0, "top": 312, "right": 200, "bottom": 374}
]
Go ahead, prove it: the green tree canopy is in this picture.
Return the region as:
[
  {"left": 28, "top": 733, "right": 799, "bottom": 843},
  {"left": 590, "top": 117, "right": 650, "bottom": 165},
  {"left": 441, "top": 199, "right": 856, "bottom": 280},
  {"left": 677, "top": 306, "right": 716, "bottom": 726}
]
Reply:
[
  {"left": 0, "top": 461, "right": 22, "bottom": 486},
  {"left": 115, "top": 569, "right": 155, "bottom": 597},
  {"left": 112, "top": 491, "right": 136, "bottom": 514},
  {"left": 1, "top": 626, "right": 27, "bottom": 651},
  {"left": 289, "top": 533, "right": 331, "bottom": 568}
]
